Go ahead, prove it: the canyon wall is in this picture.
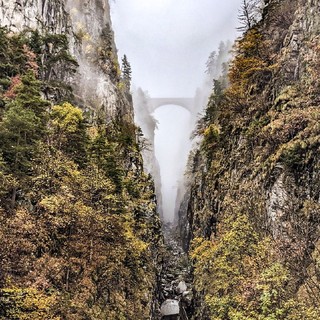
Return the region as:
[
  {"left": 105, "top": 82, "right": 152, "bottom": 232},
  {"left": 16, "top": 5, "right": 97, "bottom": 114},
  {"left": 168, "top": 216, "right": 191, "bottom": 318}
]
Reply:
[
  {"left": 182, "top": 0, "right": 320, "bottom": 318},
  {"left": 0, "top": 1, "right": 162, "bottom": 319}
]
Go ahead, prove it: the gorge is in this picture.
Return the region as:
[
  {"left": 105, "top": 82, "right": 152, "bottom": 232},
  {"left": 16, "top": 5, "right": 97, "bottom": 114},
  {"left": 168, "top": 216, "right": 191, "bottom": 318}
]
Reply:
[{"left": 0, "top": 1, "right": 319, "bottom": 320}]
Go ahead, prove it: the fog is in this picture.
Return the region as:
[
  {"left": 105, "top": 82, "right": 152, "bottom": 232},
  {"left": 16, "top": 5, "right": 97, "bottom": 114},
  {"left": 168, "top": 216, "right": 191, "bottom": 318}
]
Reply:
[
  {"left": 110, "top": 0, "right": 243, "bottom": 222},
  {"left": 110, "top": 0, "right": 242, "bottom": 96},
  {"left": 154, "top": 105, "right": 192, "bottom": 222}
]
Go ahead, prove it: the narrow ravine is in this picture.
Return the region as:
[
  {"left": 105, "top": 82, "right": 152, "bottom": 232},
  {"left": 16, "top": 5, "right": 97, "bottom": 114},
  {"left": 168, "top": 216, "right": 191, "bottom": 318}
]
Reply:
[
  {"left": 158, "top": 224, "right": 192, "bottom": 319},
  {"left": 1, "top": 1, "right": 319, "bottom": 319},
  {"left": 152, "top": 105, "right": 194, "bottom": 318}
]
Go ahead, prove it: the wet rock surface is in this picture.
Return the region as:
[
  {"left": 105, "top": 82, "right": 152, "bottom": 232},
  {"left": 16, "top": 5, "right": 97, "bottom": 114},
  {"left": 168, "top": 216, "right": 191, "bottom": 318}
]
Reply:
[{"left": 157, "top": 223, "right": 192, "bottom": 320}]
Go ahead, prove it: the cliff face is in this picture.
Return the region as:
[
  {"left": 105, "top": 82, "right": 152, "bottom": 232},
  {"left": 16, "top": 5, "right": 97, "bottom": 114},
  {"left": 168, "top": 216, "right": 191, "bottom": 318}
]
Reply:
[
  {"left": 0, "top": 0, "right": 68, "bottom": 32},
  {"left": 183, "top": 0, "right": 320, "bottom": 318},
  {"left": 0, "top": 1, "right": 161, "bottom": 319},
  {"left": 0, "top": 0, "right": 130, "bottom": 120}
]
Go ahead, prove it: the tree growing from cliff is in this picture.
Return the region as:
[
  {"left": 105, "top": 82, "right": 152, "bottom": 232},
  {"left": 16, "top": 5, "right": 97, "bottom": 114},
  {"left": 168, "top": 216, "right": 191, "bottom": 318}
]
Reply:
[
  {"left": 101, "top": 23, "right": 113, "bottom": 55},
  {"left": 50, "top": 102, "right": 89, "bottom": 167},
  {"left": 206, "top": 51, "right": 217, "bottom": 76},
  {"left": 99, "top": 24, "right": 121, "bottom": 81},
  {"left": 0, "top": 72, "right": 49, "bottom": 206},
  {"left": 0, "top": 102, "right": 40, "bottom": 172},
  {"left": 121, "top": 54, "right": 132, "bottom": 90},
  {"left": 238, "top": 0, "right": 264, "bottom": 32}
]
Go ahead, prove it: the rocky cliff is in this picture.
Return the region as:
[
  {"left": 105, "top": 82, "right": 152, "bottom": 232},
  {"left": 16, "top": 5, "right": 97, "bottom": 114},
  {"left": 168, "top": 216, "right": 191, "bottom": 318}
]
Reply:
[
  {"left": 0, "top": 1, "right": 162, "bottom": 319},
  {"left": 0, "top": 0, "right": 130, "bottom": 119},
  {"left": 181, "top": 0, "right": 320, "bottom": 318}
]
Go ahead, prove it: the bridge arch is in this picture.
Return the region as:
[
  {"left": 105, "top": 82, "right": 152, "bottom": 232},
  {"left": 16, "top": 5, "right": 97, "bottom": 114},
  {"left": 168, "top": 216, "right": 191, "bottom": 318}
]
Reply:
[{"left": 148, "top": 97, "right": 195, "bottom": 113}]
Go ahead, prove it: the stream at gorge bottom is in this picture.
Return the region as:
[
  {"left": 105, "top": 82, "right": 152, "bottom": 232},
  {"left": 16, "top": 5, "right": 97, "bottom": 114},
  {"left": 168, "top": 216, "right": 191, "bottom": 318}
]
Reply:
[{"left": 156, "top": 224, "right": 192, "bottom": 320}]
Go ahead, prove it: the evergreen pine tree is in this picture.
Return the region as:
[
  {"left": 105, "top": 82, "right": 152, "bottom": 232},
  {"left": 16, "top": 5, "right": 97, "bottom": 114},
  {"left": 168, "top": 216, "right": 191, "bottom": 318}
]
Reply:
[
  {"left": 121, "top": 54, "right": 132, "bottom": 90},
  {"left": 89, "top": 130, "right": 123, "bottom": 193},
  {"left": 0, "top": 71, "right": 49, "bottom": 205},
  {"left": 205, "top": 51, "right": 216, "bottom": 76}
]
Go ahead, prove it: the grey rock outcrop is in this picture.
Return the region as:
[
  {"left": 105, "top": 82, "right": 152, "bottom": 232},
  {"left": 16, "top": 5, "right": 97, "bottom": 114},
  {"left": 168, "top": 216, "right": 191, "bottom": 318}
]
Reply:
[{"left": 0, "top": 0, "right": 132, "bottom": 120}]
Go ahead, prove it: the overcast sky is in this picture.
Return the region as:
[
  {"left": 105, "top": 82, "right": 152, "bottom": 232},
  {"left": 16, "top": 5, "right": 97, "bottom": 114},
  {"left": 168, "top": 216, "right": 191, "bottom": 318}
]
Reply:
[
  {"left": 110, "top": 0, "right": 243, "bottom": 222},
  {"left": 110, "top": 0, "right": 243, "bottom": 97}
]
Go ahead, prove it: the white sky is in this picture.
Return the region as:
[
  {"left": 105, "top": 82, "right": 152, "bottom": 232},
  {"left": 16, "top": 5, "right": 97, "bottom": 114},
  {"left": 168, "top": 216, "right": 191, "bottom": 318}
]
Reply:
[{"left": 110, "top": 0, "right": 243, "bottom": 97}]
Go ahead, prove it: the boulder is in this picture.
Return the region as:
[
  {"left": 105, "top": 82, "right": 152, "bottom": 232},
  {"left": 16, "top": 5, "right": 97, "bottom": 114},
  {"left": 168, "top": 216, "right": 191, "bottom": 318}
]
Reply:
[
  {"left": 176, "top": 281, "right": 187, "bottom": 294},
  {"left": 160, "top": 299, "right": 180, "bottom": 316}
]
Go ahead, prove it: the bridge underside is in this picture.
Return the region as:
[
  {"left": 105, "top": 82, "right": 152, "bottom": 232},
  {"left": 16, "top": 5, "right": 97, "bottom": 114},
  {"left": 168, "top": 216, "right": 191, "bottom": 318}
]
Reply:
[{"left": 148, "top": 98, "right": 194, "bottom": 113}]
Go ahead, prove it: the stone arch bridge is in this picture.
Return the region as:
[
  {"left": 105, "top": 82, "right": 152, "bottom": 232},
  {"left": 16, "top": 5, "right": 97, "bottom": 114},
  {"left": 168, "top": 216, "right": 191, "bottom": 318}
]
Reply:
[{"left": 148, "top": 97, "right": 195, "bottom": 113}]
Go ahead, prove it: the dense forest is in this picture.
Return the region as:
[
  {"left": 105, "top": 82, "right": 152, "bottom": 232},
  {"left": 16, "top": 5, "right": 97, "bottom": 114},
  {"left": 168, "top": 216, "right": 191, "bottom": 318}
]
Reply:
[{"left": 0, "top": 17, "right": 162, "bottom": 320}]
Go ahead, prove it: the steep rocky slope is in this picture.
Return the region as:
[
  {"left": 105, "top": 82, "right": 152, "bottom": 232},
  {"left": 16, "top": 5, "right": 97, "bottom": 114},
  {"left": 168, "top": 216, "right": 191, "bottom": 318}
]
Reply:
[
  {"left": 0, "top": 0, "right": 127, "bottom": 118},
  {"left": 181, "top": 0, "right": 320, "bottom": 318},
  {"left": 0, "top": 1, "right": 162, "bottom": 319}
]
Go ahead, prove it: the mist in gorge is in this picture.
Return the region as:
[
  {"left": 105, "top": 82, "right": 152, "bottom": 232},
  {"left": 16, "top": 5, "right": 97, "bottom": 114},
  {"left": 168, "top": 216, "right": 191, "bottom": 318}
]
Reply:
[
  {"left": 110, "top": 0, "right": 242, "bottom": 96},
  {"left": 110, "top": 0, "right": 243, "bottom": 222},
  {"left": 153, "top": 105, "right": 192, "bottom": 222}
]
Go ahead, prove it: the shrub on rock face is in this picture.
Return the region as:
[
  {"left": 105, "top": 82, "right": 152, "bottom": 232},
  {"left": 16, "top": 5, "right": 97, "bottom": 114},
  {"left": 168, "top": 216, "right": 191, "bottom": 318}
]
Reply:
[
  {"left": 203, "top": 124, "right": 220, "bottom": 145},
  {"left": 50, "top": 102, "right": 88, "bottom": 167},
  {"left": 0, "top": 288, "right": 59, "bottom": 320}
]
